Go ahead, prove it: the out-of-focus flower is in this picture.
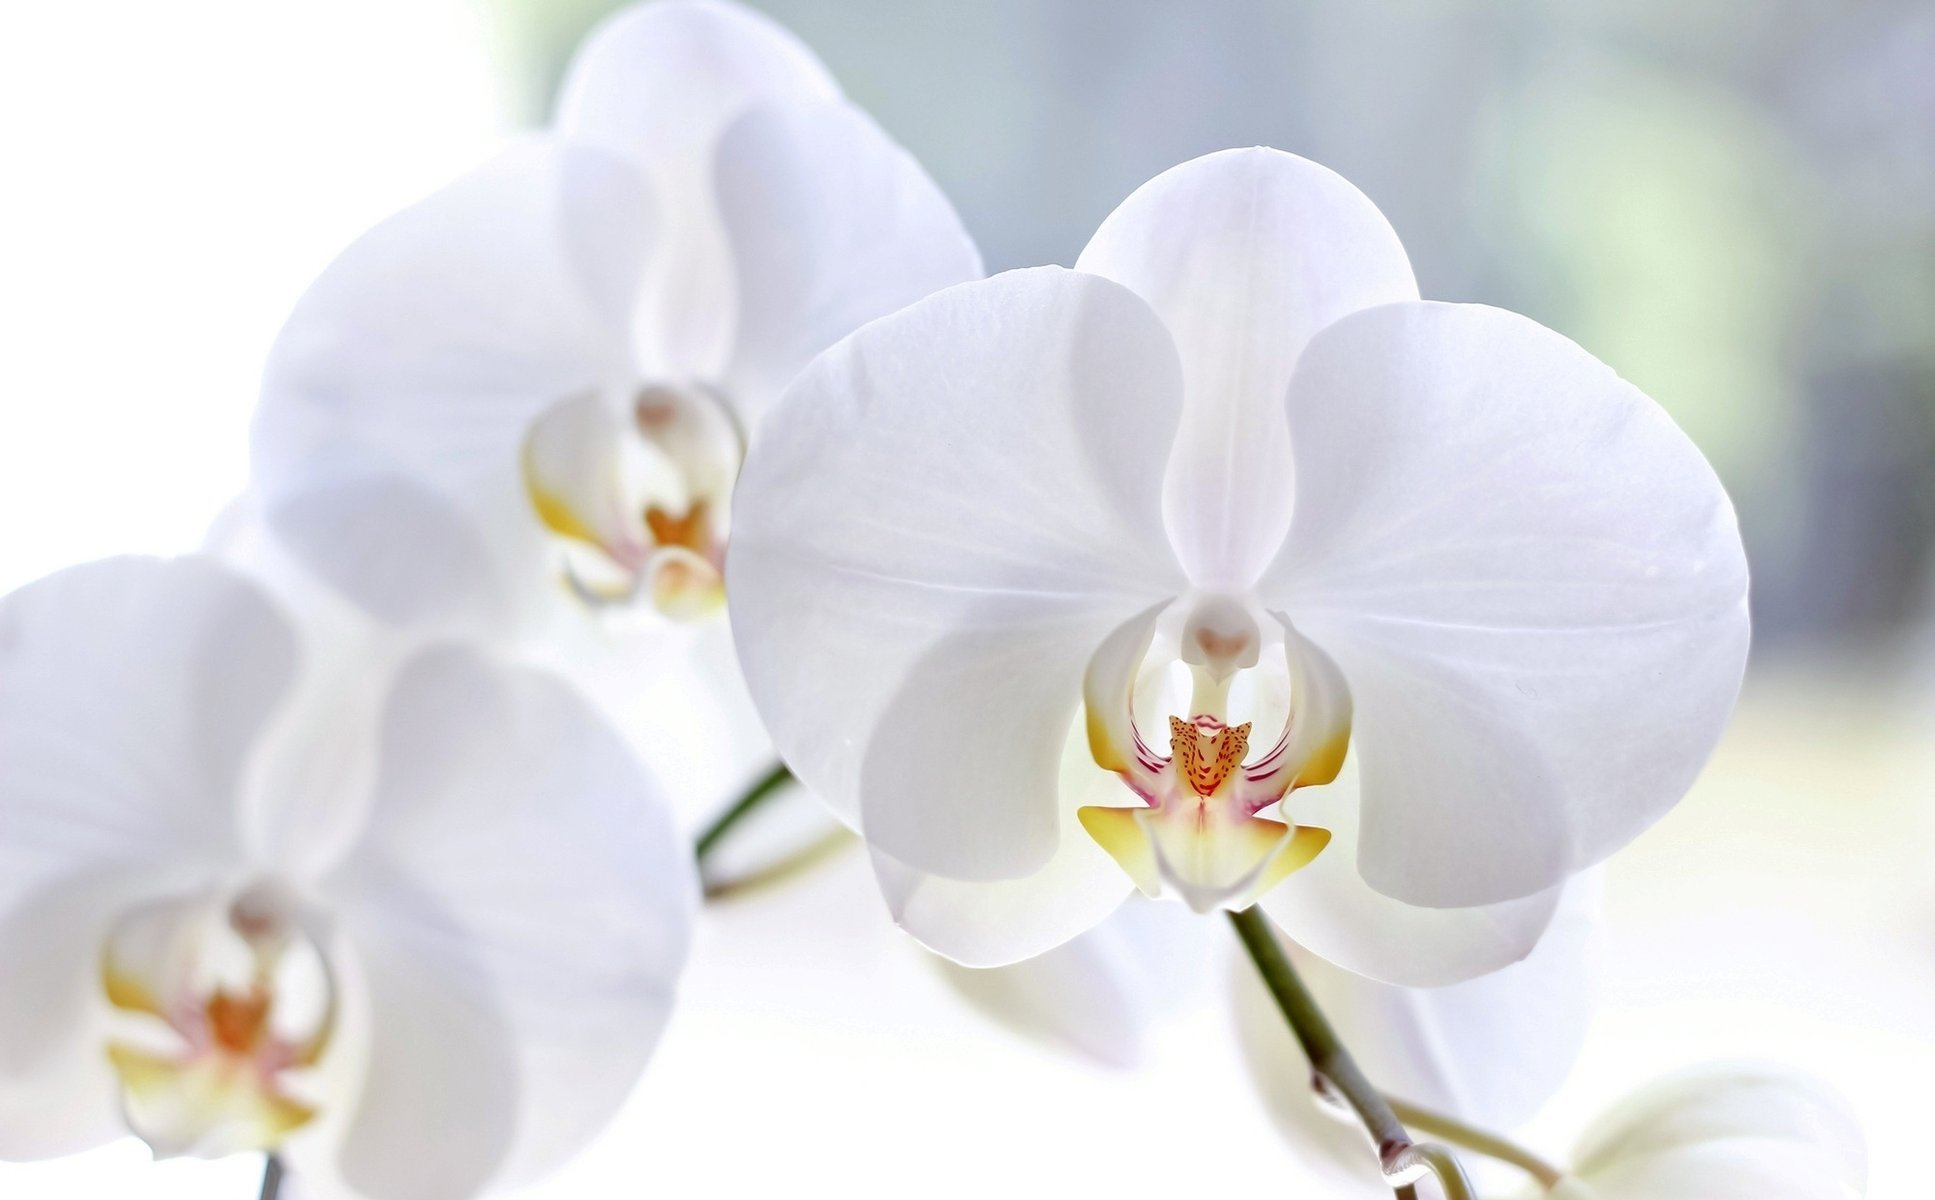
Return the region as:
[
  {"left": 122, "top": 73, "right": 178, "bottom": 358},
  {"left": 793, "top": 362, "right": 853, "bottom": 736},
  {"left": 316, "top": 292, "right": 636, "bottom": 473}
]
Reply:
[
  {"left": 728, "top": 146, "right": 1750, "bottom": 981},
  {"left": 246, "top": 0, "right": 981, "bottom": 818},
  {"left": 1234, "top": 876, "right": 1601, "bottom": 1193},
  {"left": 255, "top": 0, "right": 977, "bottom": 629},
  {"left": 934, "top": 897, "right": 1213, "bottom": 1069},
  {"left": 0, "top": 557, "right": 694, "bottom": 1198},
  {"left": 1543, "top": 1064, "right": 1866, "bottom": 1200}
]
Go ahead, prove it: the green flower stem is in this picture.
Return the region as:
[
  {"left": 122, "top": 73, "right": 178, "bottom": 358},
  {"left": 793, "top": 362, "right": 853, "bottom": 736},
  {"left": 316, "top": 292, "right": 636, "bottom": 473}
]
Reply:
[
  {"left": 701, "top": 827, "right": 857, "bottom": 902},
  {"left": 1389, "top": 1095, "right": 1567, "bottom": 1189},
  {"left": 1227, "top": 906, "right": 1476, "bottom": 1200},
  {"left": 258, "top": 1153, "right": 285, "bottom": 1200},
  {"left": 693, "top": 762, "right": 794, "bottom": 862}
]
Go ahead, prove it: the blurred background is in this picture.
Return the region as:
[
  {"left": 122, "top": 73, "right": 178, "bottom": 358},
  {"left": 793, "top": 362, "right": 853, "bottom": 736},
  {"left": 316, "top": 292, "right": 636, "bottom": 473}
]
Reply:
[{"left": 1, "top": 0, "right": 1930, "bottom": 1196}]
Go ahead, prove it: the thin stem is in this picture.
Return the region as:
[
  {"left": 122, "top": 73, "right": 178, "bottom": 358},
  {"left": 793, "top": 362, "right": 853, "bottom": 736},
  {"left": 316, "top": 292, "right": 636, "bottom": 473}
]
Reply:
[
  {"left": 1227, "top": 906, "right": 1475, "bottom": 1200},
  {"left": 701, "top": 827, "right": 857, "bottom": 901},
  {"left": 693, "top": 761, "right": 793, "bottom": 862},
  {"left": 258, "top": 1153, "right": 285, "bottom": 1200},
  {"left": 1390, "top": 1095, "right": 1567, "bottom": 1188}
]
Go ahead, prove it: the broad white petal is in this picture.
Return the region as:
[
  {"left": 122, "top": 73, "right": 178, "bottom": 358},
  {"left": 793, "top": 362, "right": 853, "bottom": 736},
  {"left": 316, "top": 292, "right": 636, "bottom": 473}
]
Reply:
[
  {"left": 555, "top": 0, "right": 837, "bottom": 174},
  {"left": 1265, "top": 302, "right": 1749, "bottom": 907},
  {"left": 715, "top": 98, "right": 983, "bottom": 422},
  {"left": 0, "top": 873, "right": 151, "bottom": 1158},
  {"left": 1571, "top": 1064, "right": 1866, "bottom": 1200},
  {"left": 556, "top": 0, "right": 839, "bottom": 377},
  {"left": 253, "top": 141, "right": 647, "bottom": 634},
  {"left": 935, "top": 897, "right": 1209, "bottom": 1067},
  {"left": 871, "top": 726, "right": 1135, "bottom": 968},
  {"left": 1256, "top": 750, "right": 1561, "bottom": 986},
  {"left": 1297, "top": 874, "right": 1597, "bottom": 1122},
  {"left": 1076, "top": 148, "right": 1418, "bottom": 588},
  {"left": 0, "top": 557, "right": 291, "bottom": 899},
  {"left": 323, "top": 646, "right": 696, "bottom": 1195},
  {"left": 728, "top": 267, "right": 1188, "bottom": 879}
]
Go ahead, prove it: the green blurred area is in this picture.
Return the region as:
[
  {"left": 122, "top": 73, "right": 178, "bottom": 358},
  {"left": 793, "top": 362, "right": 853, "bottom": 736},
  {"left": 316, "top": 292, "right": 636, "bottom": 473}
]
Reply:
[{"left": 483, "top": 0, "right": 1935, "bottom": 655}]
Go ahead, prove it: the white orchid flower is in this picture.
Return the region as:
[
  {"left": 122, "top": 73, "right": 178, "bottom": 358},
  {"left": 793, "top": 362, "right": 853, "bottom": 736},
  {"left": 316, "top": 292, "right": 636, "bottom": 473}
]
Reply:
[
  {"left": 0, "top": 557, "right": 695, "bottom": 1199},
  {"left": 247, "top": 0, "right": 980, "bottom": 818},
  {"left": 1234, "top": 876, "right": 1601, "bottom": 1193},
  {"left": 729, "top": 147, "right": 1750, "bottom": 981},
  {"left": 1544, "top": 1064, "right": 1866, "bottom": 1200},
  {"left": 252, "top": 0, "right": 978, "bottom": 633}
]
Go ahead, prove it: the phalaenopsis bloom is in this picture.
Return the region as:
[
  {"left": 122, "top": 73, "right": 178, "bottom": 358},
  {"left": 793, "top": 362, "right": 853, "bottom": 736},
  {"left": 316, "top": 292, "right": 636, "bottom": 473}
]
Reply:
[
  {"left": 728, "top": 147, "right": 1750, "bottom": 982},
  {"left": 0, "top": 557, "right": 693, "bottom": 1198},
  {"left": 247, "top": 0, "right": 980, "bottom": 814}
]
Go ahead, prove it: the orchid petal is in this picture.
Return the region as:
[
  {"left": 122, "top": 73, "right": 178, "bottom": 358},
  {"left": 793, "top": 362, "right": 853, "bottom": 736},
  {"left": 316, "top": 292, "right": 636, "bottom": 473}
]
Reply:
[
  {"left": 1570, "top": 1064, "right": 1866, "bottom": 1200},
  {"left": 1075, "top": 148, "right": 1418, "bottom": 588},
  {"left": 715, "top": 98, "right": 983, "bottom": 422},
  {"left": 1256, "top": 751, "right": 1562, "bottom": 987},
  {"left": 728, "top": 267, "right": 1187, "bottom": 878},
  {"left": 1302, "top": 874, "right": 1598, "bottom": 1122},
  {"left": 556, "top": 0, "right": 837, "bottom": 174},
  {"left": 323, "top": 646, "right": 695, "bottom": 1195},
  {"left": 556, "top": 0, "right": 839, "bottom": 377},
  {"left": 253, "top": 142, "right": 648, "bottom": 634},
  {"left": 1265, "top": 302, "right": 1749, "bottom": 908},
  {"left": 935, "top": 898, "right": 1209, "bottom": 1068},
  {"left": 0, "top": 558, "right": 292, "bottom": 891},
  {"left": 0, "top": 873, "right": 148, "bottom": 1159},
  {"left": 870, "top": 723, "right": 1135, "bottom": 968}
]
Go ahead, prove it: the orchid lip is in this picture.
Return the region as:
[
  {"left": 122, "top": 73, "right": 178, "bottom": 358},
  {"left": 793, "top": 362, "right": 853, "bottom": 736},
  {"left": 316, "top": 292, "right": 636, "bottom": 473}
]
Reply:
[
  {"left": 1078, "top": 596, "right": 1351, "bottom": 910},
  {"left": 521, "top": 381, "right": 741, "bottom": 619},
  {"left": 99, "top": 880, "right": 337, "bottom": 1159}
]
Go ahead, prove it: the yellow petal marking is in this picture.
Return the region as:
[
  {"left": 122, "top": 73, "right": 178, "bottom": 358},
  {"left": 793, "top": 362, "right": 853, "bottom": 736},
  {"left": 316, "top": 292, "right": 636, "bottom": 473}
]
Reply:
[{"left": 1078, "top": 806, "right": 1160, "bottom": 896}]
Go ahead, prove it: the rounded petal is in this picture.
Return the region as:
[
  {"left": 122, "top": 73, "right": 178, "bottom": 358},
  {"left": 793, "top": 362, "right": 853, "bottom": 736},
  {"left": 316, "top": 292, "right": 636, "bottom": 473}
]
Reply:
[
  {"left": 934, "top": 897, "right": 1209, "bottom": 1067},
  {"left": 1076, "top": 148, "right": 1418, "bottom": 588},
  {"left": 1571, "top": 1063, "right": 1866, "bottom": 1200},
  {"left": 1265, "top": 302, "right": 1750, "bottom": 908},
  {"left": 1581, "top": 1145, "right": 1863, "bottom": 1200},
  {"left": 870, "top": 726, "right": 1136, "bottom": 968},
  {"left": 1256, "top": 750, "right": 1563, "bottom": 986},
  {"left": 715, "top": 98, "right": 983, "bottom": 422},
  {"left": 1296, "top": 875, "right": 1598, "bottom": 1123},
  {"left": 0, "top": 872, "right": 151, "bottom": 1159},
  {"left": 555, "top": 0, "right": 839, "bottom": 377},
  {"left": 555, "top": 0, "right": 837, "bottom": 174},
  {"left": 323, "top": 646, "right": 696, "bottom": 1195},
  {"left": 728, "top": 266, "right": 1188, "bottom": 879},
  {"left": 253, "top": 142, "right": 647, "bottom": 634},
  {"left": 1234, "top": 882, "right": 1595, "bottom": 1189},
  {"left": 0, "top": 557, "right": 292, "bottom": 899}
]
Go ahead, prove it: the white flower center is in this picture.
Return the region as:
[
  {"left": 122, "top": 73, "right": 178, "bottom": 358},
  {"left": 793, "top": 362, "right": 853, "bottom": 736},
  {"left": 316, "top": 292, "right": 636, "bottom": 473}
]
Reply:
[
  {"left": 99, "top": 880, "right": 335, "bottom": 1159},
  {"left": 1078, "top": 595, "right": 1350, "bottom": 911},
  {"left": 520, "top": 381, "right": 743, "bottom": 619}
]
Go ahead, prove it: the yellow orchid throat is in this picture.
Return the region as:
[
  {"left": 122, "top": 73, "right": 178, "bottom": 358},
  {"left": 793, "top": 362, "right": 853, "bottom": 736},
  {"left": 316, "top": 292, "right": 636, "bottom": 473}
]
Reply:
[
  {"left": 99, "top": 884, "right": 336, "bottom": 1160},
  {"left": 1078, "top": 599, "right": 1352, "bottom": 912},
  {"left": 519, "top": 383, "right": 741, "bottom": 621}
]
